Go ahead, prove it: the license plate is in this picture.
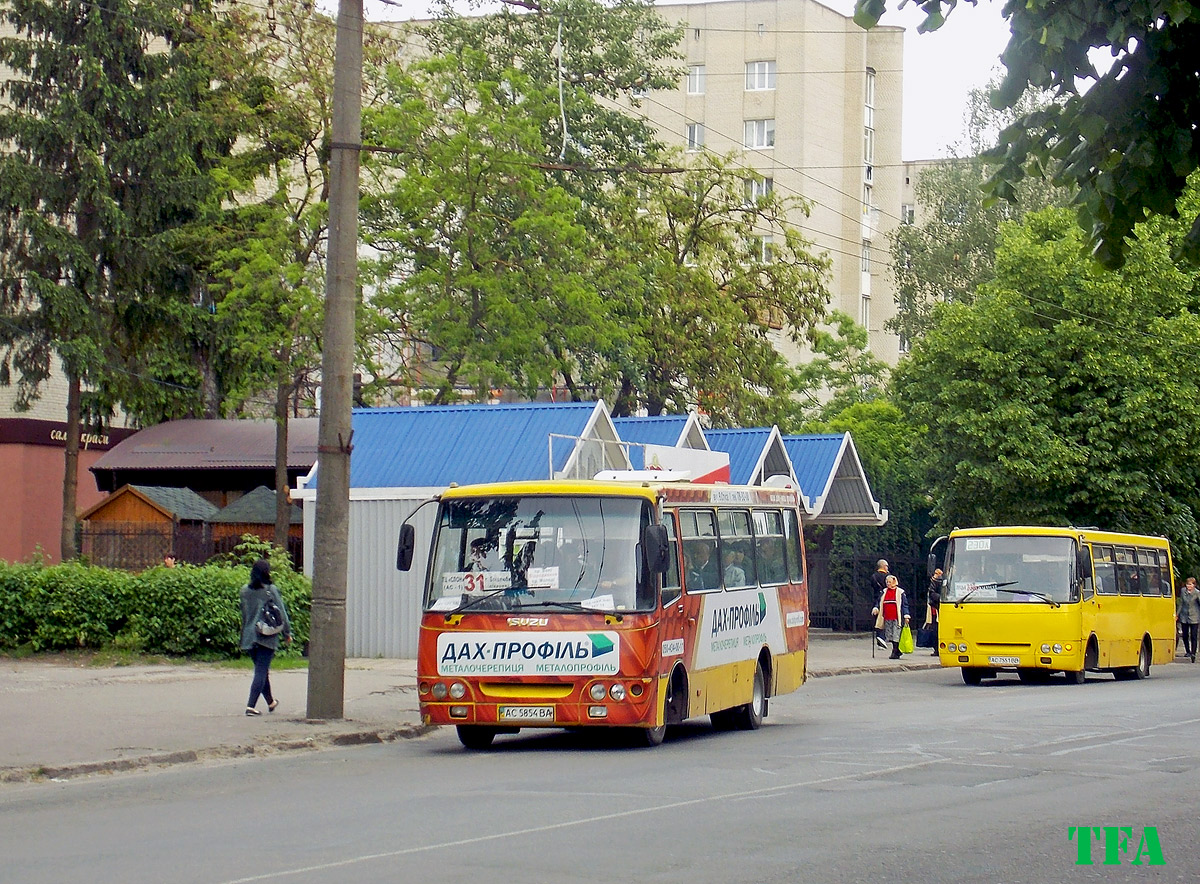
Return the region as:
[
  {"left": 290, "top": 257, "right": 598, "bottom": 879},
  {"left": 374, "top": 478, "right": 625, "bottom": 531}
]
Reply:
[
  {"left": 988, "top": 655, "right": 1021, "bottom": 666},
  {"left": 498, "top": 705, "right": 555, "bottom": 722}
]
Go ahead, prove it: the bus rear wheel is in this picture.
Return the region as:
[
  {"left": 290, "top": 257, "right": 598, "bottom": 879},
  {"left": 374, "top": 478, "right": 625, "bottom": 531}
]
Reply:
[
  {"left": 456, "top": 725, "right": 498, "bottom": 750},
  {"left": 962, "top": 667, "right": 986, "bottom": 686},
  {"left": 1115, "top": 641, "right": 1151, "bottom": 681},
  {"left": 731, "top": 661, "right": 766, "bottom": 730}
]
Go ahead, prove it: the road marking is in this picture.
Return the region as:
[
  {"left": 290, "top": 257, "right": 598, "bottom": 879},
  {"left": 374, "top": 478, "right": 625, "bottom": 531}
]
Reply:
[{"left": 214, "top": 756, "right": 946, "bottom": 884}]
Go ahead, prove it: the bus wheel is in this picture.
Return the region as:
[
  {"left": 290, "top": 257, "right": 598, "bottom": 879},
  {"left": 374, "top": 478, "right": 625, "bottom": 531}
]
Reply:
[
  {"left": 635, "top": 724, "right": 667, "bottom": 747},
  {"left": 709, "top": 709, "right": 736, "bottom": 731},
  {"left": 1116, "top": 641, "right": 1151, "bottom": 681},
  {"left": 732, "top": 662, "right": 766, "bottom": 730},
  {"left": 456, "top": 726, "right": 498, "bottom": 750},
  {"left": 1064, "top": 668, "right": 1085, "bottom": 684},
  {"left": 1017, "top": 668, "right": 1050, "bottom": 684},
  {"left": 962, "top": 667, "right": 985, "bottom": 686}
]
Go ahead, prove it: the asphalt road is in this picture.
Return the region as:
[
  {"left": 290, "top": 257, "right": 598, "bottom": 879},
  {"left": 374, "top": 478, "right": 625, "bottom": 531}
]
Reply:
[{"left": 4, "top": 664, "right": 1199, "bottom": 884}]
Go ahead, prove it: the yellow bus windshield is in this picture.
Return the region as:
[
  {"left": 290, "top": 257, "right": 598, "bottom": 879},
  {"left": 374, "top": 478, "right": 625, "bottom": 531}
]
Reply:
[{"left": 945, "top": 534, "right": 1076, "bottom": 604}]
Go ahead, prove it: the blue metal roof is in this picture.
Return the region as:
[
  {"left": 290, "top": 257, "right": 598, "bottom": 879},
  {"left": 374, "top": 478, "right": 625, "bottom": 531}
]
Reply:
[
  {"left": 702, "top": 428, "right": 775, "bottom": 486},
  {"left": 342, "top": 402, "right": 604, "bottom": 488},
  {"left": 612, "top": 416, "right": 691, "bottom": 469},
  {"left": 782, "top": 434, "right": 845, "bottom": 506}
]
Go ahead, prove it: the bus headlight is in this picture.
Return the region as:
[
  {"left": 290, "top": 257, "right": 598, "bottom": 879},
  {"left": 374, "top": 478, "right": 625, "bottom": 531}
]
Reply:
[
  {"left": 449, "top": 682, "right": 466, "bottom": 700},
  {"left": 609, "top": 684, "right": 627, "bottom": 701},
  {"left": 431, "top": 682, "right": 448, "bottom": 700},
  {"left": 1041, "top": 644, "right": 1051, "bottom": 654},
  {"left": 589, "top": 683, "right": 607, "bottom": 701},
  {"left": 1052, "top": 644, "right": 1063, "bottom": 654}
]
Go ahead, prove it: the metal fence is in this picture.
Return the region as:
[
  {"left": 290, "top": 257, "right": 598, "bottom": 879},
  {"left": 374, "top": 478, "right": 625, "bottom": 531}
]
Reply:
[
  {"left": 807, "top": 551, "right": 929, "bottom": 631},
  {"left": 79, "top": 523, "right": 213, "bottom": 570}
]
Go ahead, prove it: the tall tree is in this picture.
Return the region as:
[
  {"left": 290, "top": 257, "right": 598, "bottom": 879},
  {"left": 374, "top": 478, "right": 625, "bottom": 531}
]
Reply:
[
  {"left": 855, "top": 0, "right": 1200, "bottom": 270},
  {"left": 0, "top": 1, "right": 255, "bottom": 559},
  {"left": 888, "top": 82, "right": 1070, "bottom": 344},
  {"left": 892, "top": 204, "right": 1200, "bottom": 567},
  {"left": 600, "top": 153, "right": 831, "bottom": 423}
]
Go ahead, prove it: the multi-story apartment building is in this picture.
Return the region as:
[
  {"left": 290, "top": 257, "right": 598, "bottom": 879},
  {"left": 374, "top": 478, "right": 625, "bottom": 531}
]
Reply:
[{"left": 629, "top": 0, "right": 905, "bottom": 366}]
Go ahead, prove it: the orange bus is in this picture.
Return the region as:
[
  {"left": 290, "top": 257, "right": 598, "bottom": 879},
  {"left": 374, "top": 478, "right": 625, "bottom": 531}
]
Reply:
[{"left": 398, "top": 478, "right": 809, "bottom": 749}]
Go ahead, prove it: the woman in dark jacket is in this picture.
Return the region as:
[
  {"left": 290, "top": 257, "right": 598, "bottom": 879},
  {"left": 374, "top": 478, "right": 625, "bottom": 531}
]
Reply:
[{"left": 240, "top": 559, "right": 292, "bottom": 716}]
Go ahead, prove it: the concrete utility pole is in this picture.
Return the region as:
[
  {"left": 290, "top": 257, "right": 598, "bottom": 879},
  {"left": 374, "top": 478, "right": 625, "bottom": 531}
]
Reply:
[{"left": 307, "top": 0, "right": 362, "bottom": 720}]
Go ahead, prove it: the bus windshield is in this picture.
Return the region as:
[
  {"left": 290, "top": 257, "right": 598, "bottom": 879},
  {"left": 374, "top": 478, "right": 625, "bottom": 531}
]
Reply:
[
  {"left": 945, "top": 535, "right": 1076, "bottom": 604},
  {"left": 425, "top": 496, "right": 654, "bottom": 613}
]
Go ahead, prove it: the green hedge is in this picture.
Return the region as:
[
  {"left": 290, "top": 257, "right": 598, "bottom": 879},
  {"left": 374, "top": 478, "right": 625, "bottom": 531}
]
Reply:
[{"left": 0, "top": 557, "right": 310, "bottom": 658}]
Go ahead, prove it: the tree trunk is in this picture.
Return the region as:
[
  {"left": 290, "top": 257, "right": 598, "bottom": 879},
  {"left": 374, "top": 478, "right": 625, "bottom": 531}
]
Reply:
[
  {"left": 274, "top": 372, "right": 291, "bottom": 552},
  {"left": 59, "top": 371, "right": 82, "bottom": 562}
]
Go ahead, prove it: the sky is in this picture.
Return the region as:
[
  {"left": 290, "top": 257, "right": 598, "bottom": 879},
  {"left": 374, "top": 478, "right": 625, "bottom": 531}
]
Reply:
[{"left": 344, "top": 0, "right": 1016, "bottom": 160}]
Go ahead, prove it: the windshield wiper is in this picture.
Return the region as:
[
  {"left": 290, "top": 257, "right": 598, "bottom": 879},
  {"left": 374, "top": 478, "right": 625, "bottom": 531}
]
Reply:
[
  {"left": 450, "top": 587, "right": 516, "bottom": 615},
  {"left": 954, "top": 581, "right": 1019, "bottom": 605},
  {"left": 516, "top": 599, "right": 622, "bottom": 617},
  {"left": 992, "top": 585, "right": 1059, "bottom": 607}
]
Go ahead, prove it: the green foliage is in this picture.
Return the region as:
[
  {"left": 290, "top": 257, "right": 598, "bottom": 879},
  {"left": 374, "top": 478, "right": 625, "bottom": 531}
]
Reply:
[
  {"left": 792, "top": 312, "right": 889, "bottom": 426},
  {"left": 0, "top": 560, "right": 310, "bottom": 658},
  {"left": 855, "top": 0, "right": 1200, "bottom": 270},
  {"left": 892, "top": 205, "right": 1200, "bottom": 568}
]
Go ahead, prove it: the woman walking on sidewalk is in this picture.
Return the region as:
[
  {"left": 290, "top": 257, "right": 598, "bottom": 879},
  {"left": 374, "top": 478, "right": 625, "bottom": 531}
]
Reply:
[
  {"left": 240, "top": 559, "right": 292, "bottom": 715},
  {"left": 1177, "top": 577, "right": 1200, "bottom": 662},
  {"left": 872, "top": 573, "right": 911, "bottom": 659}
]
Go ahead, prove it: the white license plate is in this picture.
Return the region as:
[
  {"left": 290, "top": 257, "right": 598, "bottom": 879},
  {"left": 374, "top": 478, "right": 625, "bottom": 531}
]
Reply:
[
  {"left": 988, "top": 655, "right": 1021, "bottom": 666},
  {"left": 498, "top": 705, "right": 555, "bottom": 722}
]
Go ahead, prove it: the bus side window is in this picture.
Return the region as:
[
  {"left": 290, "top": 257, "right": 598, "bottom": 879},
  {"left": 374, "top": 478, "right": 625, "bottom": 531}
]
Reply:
[
  {"left": 1115, "top": 547, "right": 1138, "bottom": 595},
  {"left": 1136, "top": 548, "right": 1159, "bottom": 595},
  {"left": 783, "top": 509, "right": 804, "bottom": 584},
  {"left": 753, "top": 509, "right": 788, "bottom": 585},
  {"left": 662, "top": 515, "right": 682, "bottom": 606},
  {"left": 1158, "top": 549, "right": 1173, "bottom": 597},
  {"left": 718, "top": 509, "right": 756, "bottom": 588},
  {"left": 680, "top": 509, "right": 721, "bottom": 592},
  {"left": 1093, "top": 545, "right": 1117, "bottom": 595}
]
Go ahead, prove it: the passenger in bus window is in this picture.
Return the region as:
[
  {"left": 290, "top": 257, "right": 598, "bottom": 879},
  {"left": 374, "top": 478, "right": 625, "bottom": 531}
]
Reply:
[
  {"left": 466, "top": 538, "right": 489, "bottom": 571},
  {"left": 686, "top": 542, "right": 719, "bottom": 590},
  {"left": 723, "top": 549, "right": 746, "bottom": 587},
  {"left": 1177, "top": 577, "right": 1200, "bottom": 662}
]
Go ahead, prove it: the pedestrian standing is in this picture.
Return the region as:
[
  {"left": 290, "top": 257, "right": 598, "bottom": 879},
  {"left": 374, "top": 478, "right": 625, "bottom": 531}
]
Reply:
[
  {"left": 870, "top": 559, "right": 890, "bottom": 650},
  {"left": 873, "top": 573, "right": 911, "bottom": 659},
  {"left": 1178, "top": 577, "right": 1200, "bottom": 663},
  {"left": 240, "top": 558, "right": 292, "bottom": 716},
  {"left": 927, "top": 568, "right": 943, "bottom": 657}
]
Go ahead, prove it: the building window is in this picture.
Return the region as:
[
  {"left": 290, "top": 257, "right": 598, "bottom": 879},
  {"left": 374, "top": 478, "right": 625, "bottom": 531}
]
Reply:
[
  {"left": 864, "top": 68, "right": 876, "bottom": 129},
  {"left": 860, "top": 293, "right": 870, "bottom": 329},
  {"left": 686, "top": 123, "right": 705, "bottom": 151},
  {"left": 687, "top": 64, "right": 705, "bottom": 95},
  {"left": 744, "top": 119, "right": 775, "bottom": 149},
  {"left": 901, "top": 204, "right": 915, "bottom": 224},
  {"left": 693, "top": 27, "right": 701, "bottom": 40},
  {"left": 744, "top": 176, "right": 774, "bottom": 204},
  {"left": 759, "top": 235, "right": 775, "bottom": 263},
  {"left": 745, "top": 60, "right": 776, "bottom": 91},
  {"left": 899, "top": 333, "right": 910, "bottom": 354},
  {"left": 862, "top": 182, "right": 873, "bottom": 212},
  {"left": 864, "top": 126, "right": 875, "bottom": 167},
  {"left": 861, "top": 241, "right": 871, "bottom": 273}
]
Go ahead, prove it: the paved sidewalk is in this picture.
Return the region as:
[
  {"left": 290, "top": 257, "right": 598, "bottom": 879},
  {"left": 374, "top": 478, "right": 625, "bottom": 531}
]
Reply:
[{"left": 0, "top": 631, "right": 938, "bottom": 783}]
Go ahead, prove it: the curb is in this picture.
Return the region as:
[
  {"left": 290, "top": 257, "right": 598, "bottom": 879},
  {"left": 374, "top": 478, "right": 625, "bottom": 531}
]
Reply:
[
  {"left": 0, "top": 723, "right": 434, "bottom": 785},
  {"left": 0, "top": 661, "right": 944, "bottom": 784}
]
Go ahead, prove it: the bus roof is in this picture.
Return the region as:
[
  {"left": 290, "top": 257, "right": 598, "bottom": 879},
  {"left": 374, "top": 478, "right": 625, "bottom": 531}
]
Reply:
[
  {"left": 438, "top": 479, "right": 802, "bottom": 508},
  {"left": 949, "top": 525, "right": 1170, "bottom": 546}
]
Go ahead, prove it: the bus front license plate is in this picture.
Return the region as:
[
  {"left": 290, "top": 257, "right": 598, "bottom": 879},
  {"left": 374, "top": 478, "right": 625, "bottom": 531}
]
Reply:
[
  {"left": 499, "top": 706, "right": 555, "bottom": 722},
  {"left": 988, "top": 656, "right": 1020, "bottom": 666}
]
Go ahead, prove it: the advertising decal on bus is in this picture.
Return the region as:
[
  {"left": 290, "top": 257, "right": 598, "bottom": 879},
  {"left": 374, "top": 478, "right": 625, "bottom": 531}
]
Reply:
[{"left": 436, "top": 631, "right": 620, "bottom": 676}]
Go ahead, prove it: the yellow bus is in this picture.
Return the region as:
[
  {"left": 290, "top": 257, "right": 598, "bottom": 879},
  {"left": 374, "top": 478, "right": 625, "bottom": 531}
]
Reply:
[
  {"left": 398, "top": 478, "right": 809, "bottom": 749},
  {"left": 935, "top": 526, "right": 1175, "bottom": 685}
]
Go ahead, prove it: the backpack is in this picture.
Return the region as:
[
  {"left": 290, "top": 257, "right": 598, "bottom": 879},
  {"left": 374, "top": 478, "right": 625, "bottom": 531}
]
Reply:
[{"left": 256, "top": 595, "right": 285, "bottom": 636}]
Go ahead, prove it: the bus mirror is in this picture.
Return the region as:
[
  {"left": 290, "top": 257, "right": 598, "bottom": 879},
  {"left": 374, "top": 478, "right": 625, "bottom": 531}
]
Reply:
[
  {"left": 1076, "top": 546, "right": 1092, "bottom": 581},
  {"left": 643, "top": 524, "right": 670, "bottom": 574},
  {"left": 397, "top": 523, "right": 416, "bottom": 572},
  {"left": 926, "top": 552, "right": 937, "bottom": 577}
]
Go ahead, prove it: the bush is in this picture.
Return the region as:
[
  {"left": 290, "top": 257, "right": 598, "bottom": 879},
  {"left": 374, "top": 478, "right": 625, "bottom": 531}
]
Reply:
[{"left": 0, "top": 556, "right": 311, "bottom": 658}]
